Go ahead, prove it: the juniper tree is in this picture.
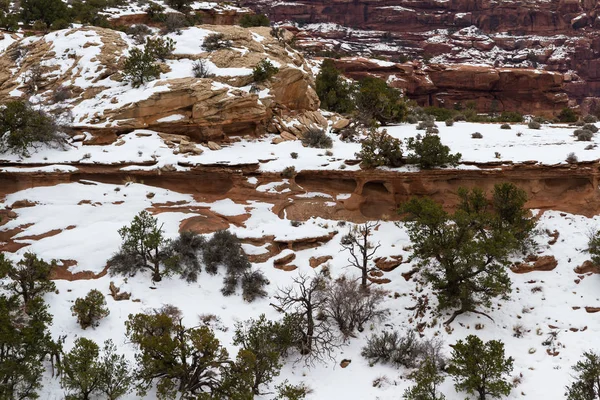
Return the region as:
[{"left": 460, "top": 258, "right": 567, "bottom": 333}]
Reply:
[
  {"left": 97, "top": 340, "right": 133, "bottom": 400},
  {"left": 447, "top": 335, "right": 513, "bottom": 400},
  {"left": 163, "top": 230, "right": 206, "bottom": 283},
  {"left": 340, "top": 221, "right": 381, "bottom": 289},
  {"left": 122, "top": 47, "right": 160, "bottom": 88},
  {"left": 357, "top": 129, "right": 403, "bottom": 168},
  {"left": 403, "top": 357, "right": 446, "bottom": 400},
  {"left": 315, "top": 59, "right": 355, "bottom": 114},
  {"left": 566, "top": 351, "right": 600, "bottom": 400},
  {"left": 0, "top": 295, "right": 58, "bottom": 400},
  {"left": 0, "top": 252, "right": 56, "bottom": 305},
  {"left": 61, "top": 337, "right": 102, "bottom": 400},
  {"left": 232, "top": 314, "right": 297, "bottom": 395},
  {"left": 109, "top": 210, "right": 170, "bottom": 282},
  {"left": 71, "top": 289, "right": 110, "bottom": 329},
  {"left": 355, "top": 76, "right": 407, "bottom": 125},
  {"left": 406, "top": 134, "right": 462, "bottom": 169},
  {"left": 125, "top": 307, "right": 231, "bottom": 398},
  {"left": 400, "top": 183, "right": 534, "bottom": 324}
]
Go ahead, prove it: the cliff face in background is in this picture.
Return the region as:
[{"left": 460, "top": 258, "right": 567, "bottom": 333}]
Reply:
[{"left": 242, "top": 0, "right": 600, "bottom": 115}]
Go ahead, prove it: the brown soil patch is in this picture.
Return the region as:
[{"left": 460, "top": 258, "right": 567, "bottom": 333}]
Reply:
[
  {"left": 50, "top": 260, "right": 109, "bottom": 281},
  {"left": 575, "top": 260, "right": 600, "bottom": 274},
  {"left": 309, "top": 255, "right": 332, "bottom": 268},
  {"left": 375, "top": 255, "right": 404, "bottom": 272}
]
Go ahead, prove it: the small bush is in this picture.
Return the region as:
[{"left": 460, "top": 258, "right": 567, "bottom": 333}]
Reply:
[
  {"left": 500, "top": 123, "right": 511, "bottom": 130},
  {"left": 122, "top": 47, "right": 160, "bottom": 88},
  {"left": 426, "top": 127, "right": 439, "bottom": 134},
  {"left": 203, "top": 33, "right": 232, "bottom": 51},
  {"left": 585, "top": 144, "right": 596, "bottom": 150},
  {"left": 406, "top": 114, "right": 419, "bottom": 124},
  {"left": 528, "top": 121, "right": 541, "bottom": 129},
  {"left": 416, "top": 120, "right": 436, "bottom": 130},
  {"left": 588, "top": 230, "right": 600, "bottom": 266},
  {"left": 128, "top": 24, "right": 152, "bottom": 45},
  {"left": 163, "top": 13, "right": 188, "bottom": 34},
  {"left": 192, "top": 59, "right": 214, "bottom": 78},
  {"left": 239, "top": 13, "right": 270, "bottom": 27},
  {"left": 240, "top": 270, "right": 269, "bottom": 302},
  {"left": 566, "top": 152, "right": 578, "bottom": 164},
  {"left": 145, "top": 37, "right": 175, "bottom": 61},
  {"left": 445, "top": 118, "right": 454, "bottom": 127},
  {"left": 146, "top": 2, "right": 166, "bottom": 22},
  {"left": 406, "top": 134, "right": 461, "bottom": 169},
  {"left": 558, "top": 107, "right": 578, "bottom": 123},
  {"left": 71, "top": 289, "right": 110, "bottom": 329},
  {"left": 424, "top": 106, "right": 455, "bottom": 121},
  {"left": 362, "top": 330, "right": 445, "bottom": 369},
  {"left": 497, "top": 111, "right": 524, "bottom": 123},
  {"left": 357, "top": 129, "right": 403, "bottom": 168},
  {"left": 453, "top": 113, "right": 466, "bottom": 121},
  {"left": 471, "top": 132, "right": 483, "bottom": 139},
  {"left": 583, "top": 123, "right": 599, "bottom": 133},
  {"left": 53, "top": 85, "right": 72, "bottom": 103},
  {"left": 0, "top": 101, "right": 65, "bottom": 156},
  {"left": 290, "top": 152, "right": 298, "bottom": 159},
  {"left": 282, "top": 166, "right": 296, "bottom": 178},
  {"left": 583, "top": 114, "right": 598, "bottom": 123},
  {"left": 575, "top": 129, "right": 594, "bottom": 141},
  {"left": 253, "top": 59, "right": 279, "bottom": 82},
  {"left": 301, "top": 128, "right": 332, "bottom": 149}
]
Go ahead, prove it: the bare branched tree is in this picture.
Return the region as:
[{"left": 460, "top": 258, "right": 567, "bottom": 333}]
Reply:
[
  {"left": 340, "top": 221, "right": 381, "bottom": 289},
  {"left": 274, "top": 273, "right": 339, "bottom": 365}
]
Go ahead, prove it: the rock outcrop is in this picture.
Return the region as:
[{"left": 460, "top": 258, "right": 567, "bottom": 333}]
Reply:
[
  {"left": 243, "top": 0, "right": 600, "bottom": 114},
  {"left": 0, "top": 25, "right": 322, "bottom": 143}
]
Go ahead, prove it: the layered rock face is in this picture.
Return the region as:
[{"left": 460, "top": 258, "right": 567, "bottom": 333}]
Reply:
[
  {"left": 243, "top": 0, "right": 600, "bottom": 114},
  {"left": 0, "top": 25, "right": 323, "bottom": 143},
  {"left": 333, "top": 58, "right": 568, "bottom": 114}
]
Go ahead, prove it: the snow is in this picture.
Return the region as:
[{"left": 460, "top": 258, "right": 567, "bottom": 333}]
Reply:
[
  {"left": 156, "top": 114, "right": 186, "bottom": 123},
  {"left": 3, "top": 179, "right": 600, "bottom": 399}
]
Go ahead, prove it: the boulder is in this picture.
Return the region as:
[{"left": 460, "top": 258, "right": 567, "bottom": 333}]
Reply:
[{"left": 332, "top": 118, "right": 350, "bottom": 131}]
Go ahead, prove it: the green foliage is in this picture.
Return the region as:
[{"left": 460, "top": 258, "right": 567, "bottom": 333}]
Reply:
[
  {"left": 588, "top": 231, "right": 600, "bottom": 266},
  {"left": 165, "top": 0, "right": 192, "bottom": 11},
  {"left": 163, "top": 230, "right": 206, "bottom": 283},
  {"left": 424, "top": 106, "right": 455, "bottom": 121},
  {"left": 233, "top": 314, "right": 297, "bottom": 394},
  {"left": 126, "top": 308, "right": 230, "bottom": 399},
  {"left": 62, "top": 338, "right": 102, "bottom": 400},
  {"left": 239, "top": 13, "right": 270, "bottom": 27},
  {"left": 98, "top": 340, "right": 133, "bottom": 400},
  {"left": 0, "top": 295, "right": 57, "bottom": 400},
  {"left": 0, "top": 252, "right": 56, "bottom": 305},
  {"left": 566, "top": 351, "right": 600, "bottom": 400},
  {"left": 0, "top": 1, "right": 19, "bottom": 31},
  {"left": 400, "top": 182, "right": 534, "bottom": 323},
  {"left": 355, "top": 76, "right": 407, "bottom": 125},
  {"left": 275, "top": 381, "right": 311, "bottom": 400},
  {"left": 559, "top": 108, "right": 578, "bottom": 123},
  {"left": 496, "top": 111, "right": 523, "bottom": 123},
  {"left": 0, "top": 101, "right": 65, "bottom": 156},
  {"left": 528, "top": 120, "right": 541, "bottom": 129},
  {"left": 403, "top": 357, "right": 446, "bottom": 400},
  {"left": 145, "top": 37, "right": 175, "bottom": 61},
  {"left": 357, "top": 129, "right": 403, "bottom": 168},
  {"left": 71, "top": 289, "right": 110, "bottom": 329},
  {"left": 21, "top": 0, "right": 71, "bottom": 27},
  {"left": 109, "top": 210, "right": 169, "bottom": 281},
  {"left": 146, "top": 2, "right": 166, "bottom": 22},
  {"left": 315, "top": 59, "right": 355, "bottom": 114},
  {"left": 203, "top": 33, "right": 232, "bottom": 51},
  {"left": 301, "top": 127, "right": 333, "bottom": 149},
  {"left": 447, "top": 335, "right": 513, "bottom": 400},
  {"left": 406, "top": 134, "right": 462, "bottom": 169},
  {"left": 122, "top": 47, "right": 160, "bottom": 88},
  {"left": 253, "top": 59, "right": 279, "bottom": 82}
]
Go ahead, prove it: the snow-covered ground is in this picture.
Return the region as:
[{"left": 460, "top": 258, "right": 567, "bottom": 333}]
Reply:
[
  {"left": 1, "top": 180, "right": 599, "bottom": 399},
  {"left": 1, "top": 122, "right": 598, "bottom": 172}
]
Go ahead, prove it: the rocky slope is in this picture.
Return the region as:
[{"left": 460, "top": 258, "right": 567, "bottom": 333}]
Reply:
[
  {"left": 243, "top": 0, "right": 600, "bottom": 114},
  {"left": 0, "top": 25, "right": 325, "bottom": 144}
]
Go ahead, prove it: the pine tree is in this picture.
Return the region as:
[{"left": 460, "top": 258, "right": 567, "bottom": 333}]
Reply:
[
  {"left": 0, "top": 252, "right": 56, "bottom": 305},
  {"left": 400, "top": 183, "right": 534, "bottom": 324},
  {"left": 403, "top": 357, "right": 446, "bottom": 400},
  {"left": 122, "top": 48, "right": 160, "bottom": 88},
  {"left": 232, "top": 314, "right": 296, "bottom": 394},
  {"left": 71, "top": 289, "right": 110, "bottom": 329},
  {"left": 447, "top": 335, "right": 513, "bottom": 400},
  {"left": 566, "top": 351, "right": 600, "bottom": 400},
  {"left": 109, "top": 210, "right": 169, "bottom": 281},
  {"left": 61, "top": 337, "right": 102, "bottom": 400},
  {"left": 315, "top": 59, "right": 355, "bottom": 114},
  {"left": 406, "top": 134, "right": 462, "bottom": 169},
  {"left": 98, "top": 340, "right": 133, "bottom": 400},
  {"left": 126, "top": 308, "right": 231, "bottom": 398}
]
